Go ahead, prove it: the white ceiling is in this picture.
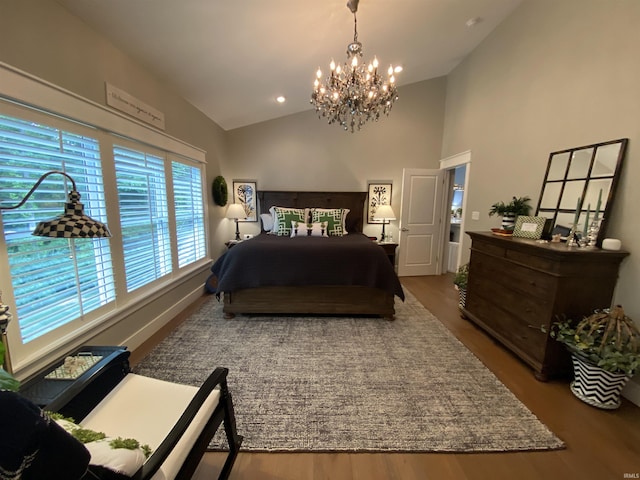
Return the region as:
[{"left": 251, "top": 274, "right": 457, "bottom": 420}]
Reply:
[{"left": 55, "top": 0, "right": 522, "bottom": 131}]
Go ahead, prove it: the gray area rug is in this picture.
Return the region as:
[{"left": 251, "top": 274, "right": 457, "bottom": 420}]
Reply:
[{"left": 133, "top": 291, "right": 564, "bottom": 452}]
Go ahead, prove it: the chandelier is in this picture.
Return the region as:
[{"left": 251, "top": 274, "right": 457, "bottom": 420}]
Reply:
[{"left": 310, "top": 0, "right": 400, "bottom": 132}]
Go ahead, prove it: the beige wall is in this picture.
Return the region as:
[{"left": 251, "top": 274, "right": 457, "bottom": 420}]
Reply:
[
  {"left": 442, "top": 0, "right": 640, "bottom": 396},
  {"left": 223, "top": 77, "right": 446, "bottom": 240},
  {"left": 0, "top": 0, "right": 229, "bottom": 358}
]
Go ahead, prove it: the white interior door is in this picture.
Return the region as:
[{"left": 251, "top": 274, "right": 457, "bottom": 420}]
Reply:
[{"left": 397, "top": 168, "right": 445, "bottom": 276}]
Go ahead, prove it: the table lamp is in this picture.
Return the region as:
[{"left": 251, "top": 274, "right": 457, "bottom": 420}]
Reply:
[
  {"left": 373, "top": 205, "right": 396, "bottom": 243},
  {"left": 226, "top": 203, "right": 246, "bottom": 241}
]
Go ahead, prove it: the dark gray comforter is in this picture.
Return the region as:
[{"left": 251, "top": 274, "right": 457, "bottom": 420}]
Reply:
[{"left": 209, "top": 233, "right": 404, "bottom": 300}]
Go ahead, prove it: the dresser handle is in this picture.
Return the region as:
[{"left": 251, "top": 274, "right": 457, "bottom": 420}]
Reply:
[{"left": 527, "top": 324, "right": 545, "bottom": 332}]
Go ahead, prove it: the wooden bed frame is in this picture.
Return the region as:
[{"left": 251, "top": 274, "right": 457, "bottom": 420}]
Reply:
[{"left": 221, "top": 190, "right": 396, "bottom": 319}]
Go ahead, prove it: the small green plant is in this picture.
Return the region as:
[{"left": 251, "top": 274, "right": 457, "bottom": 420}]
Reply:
[
  {"left": 488, "top": 196, "right": 532, "bottom": 217},
  {"left": 453, "top": 263, "right": 469, "bottom": 290},
  {"left": 0, "top": 341, "right": 19, "bottom": 392},
  {"left": 551, "top": 305, "right": 640, "bottom": 376},
  {"left": 46, "top": 412, "right": 153, "bottom": 458}
]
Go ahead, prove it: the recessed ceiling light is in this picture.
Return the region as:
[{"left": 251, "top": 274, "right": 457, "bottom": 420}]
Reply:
[
  {"left": 276, "top": 96, "right": 286, "bottom": 103},
  {"left": 465, "top": 17, "right": 482, "bottom": 28}
]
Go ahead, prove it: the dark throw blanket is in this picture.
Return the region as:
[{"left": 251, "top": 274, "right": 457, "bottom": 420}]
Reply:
[{"left": 209, "top": 233, "right": 404, "bottom": 300}]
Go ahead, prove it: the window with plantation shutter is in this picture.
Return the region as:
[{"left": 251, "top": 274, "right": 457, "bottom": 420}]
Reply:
[
  {"left": 114, "top": 145, "right": 172, "bottom": 292},
  {"left": 172, "top": 160, "right": 206, "bottom": 268},
  {"left": 0, "top": 73, "right": 209, "bottom": 376},
  {"left": 0, "top": 114, "right": 115, "bottom": 343}
]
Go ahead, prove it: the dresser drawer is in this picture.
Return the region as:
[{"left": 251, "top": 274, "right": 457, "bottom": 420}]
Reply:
[
  {"left": 467, "top": 273, "right": 553, "bottom": 330},
  {"left": 465, "top": 294, "right": 548, "bottom": 363},
  {"left": 470, "top": 251, "right": 556, "bottom": 300},
  {"left": 506, "top": 249, "right": 556, "bottom": 272}
]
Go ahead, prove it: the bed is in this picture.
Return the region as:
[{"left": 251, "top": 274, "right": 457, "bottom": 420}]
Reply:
[{"left": 208, "top": 191, "right": 404, "bottom": 319}]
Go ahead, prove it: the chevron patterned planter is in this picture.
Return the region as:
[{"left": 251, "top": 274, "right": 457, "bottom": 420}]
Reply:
[
  {"left": 569, "top": 353, "right": 632, "bottom": 410},
  {"left": 458, "top": 288, "right": 467, "bottom": 310}
]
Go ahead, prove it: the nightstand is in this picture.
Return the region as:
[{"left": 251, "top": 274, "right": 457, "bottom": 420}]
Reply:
[
  {"left": 225, "top": 240, "right": 243, "bottom": 249},
  {"left": 378, "top": 242, "right": 398, "bottom": 266}
]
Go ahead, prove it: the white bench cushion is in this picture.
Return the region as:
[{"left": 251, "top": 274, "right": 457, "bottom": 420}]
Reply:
[{"left": 81, "top": 373, "right": 221, "bottom": 480}]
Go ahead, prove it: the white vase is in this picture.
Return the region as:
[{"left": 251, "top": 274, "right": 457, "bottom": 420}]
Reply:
[{"left": 501, "top": 213, "right": 516, "bottom": 230}]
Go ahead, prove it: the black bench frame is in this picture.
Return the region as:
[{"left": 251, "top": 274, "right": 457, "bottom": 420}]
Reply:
[{"left": 46, "top": 351, "right": 242, "bottom": 480}]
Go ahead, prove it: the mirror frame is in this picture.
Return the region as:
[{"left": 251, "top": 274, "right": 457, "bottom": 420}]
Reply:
[{"left": 535, "top": 138, "right": 628, "bottom": 247}]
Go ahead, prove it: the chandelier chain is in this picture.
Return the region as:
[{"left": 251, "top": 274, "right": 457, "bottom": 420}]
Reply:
[{"left": 352, "top": 12, "right": 358, "bottom": 46}]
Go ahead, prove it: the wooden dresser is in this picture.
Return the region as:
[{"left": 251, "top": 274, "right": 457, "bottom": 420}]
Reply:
[{"left": 463, "top": 231, "right": 629, "bottom": 381}]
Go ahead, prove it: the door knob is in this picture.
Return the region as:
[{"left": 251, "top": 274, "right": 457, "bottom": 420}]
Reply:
[{"left": 401, "top": 227, "right": 409, "bottom": 232}]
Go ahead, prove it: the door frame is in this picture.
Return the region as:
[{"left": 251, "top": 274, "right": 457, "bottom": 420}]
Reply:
[{"left": 439, "top": 151, "right": 472, "bottom": 272}]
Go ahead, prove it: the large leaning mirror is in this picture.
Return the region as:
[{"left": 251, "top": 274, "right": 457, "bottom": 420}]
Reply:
[{"left": 535, "top": 138, "right": 628, "bottom": 247}]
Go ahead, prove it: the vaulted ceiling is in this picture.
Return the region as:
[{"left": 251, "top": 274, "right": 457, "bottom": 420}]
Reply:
[{"left": 55, "top": 0, "right": 522, "bottom": 130}]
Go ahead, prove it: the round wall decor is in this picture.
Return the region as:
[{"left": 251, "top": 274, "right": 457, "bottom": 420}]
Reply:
[{"left": 212, "top": 175, "right": 228, "bottom": 206}]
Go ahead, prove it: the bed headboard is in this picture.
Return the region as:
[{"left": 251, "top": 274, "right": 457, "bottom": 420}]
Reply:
[{"left": 258, "top": 191, "right": 367, "bottom": 233}]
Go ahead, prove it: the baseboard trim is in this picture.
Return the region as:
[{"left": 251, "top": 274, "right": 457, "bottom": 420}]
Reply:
[
  {"left": 122, "top": 285, "right": 205, "bottom": 353},
  {"left": 623, "top": 378, "right": 640, "bottom": 407}
]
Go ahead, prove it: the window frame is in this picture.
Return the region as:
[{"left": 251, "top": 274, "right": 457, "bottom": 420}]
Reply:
[{"left": 0, "top": 64, "right": 210, "bottom": 378}]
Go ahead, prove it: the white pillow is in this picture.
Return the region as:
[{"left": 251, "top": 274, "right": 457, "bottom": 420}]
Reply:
[
  {"left": 290, "top": 221, "right": 329, "bottom": 237},
  {"left": 260, "top": 213, "right": 274, "bottom": 232},
  {"left": 53, "top": 417, "right": 148, "bottom": 477},
  {"left": 85, "top": 439, "right": 147, "bottom": 477}
]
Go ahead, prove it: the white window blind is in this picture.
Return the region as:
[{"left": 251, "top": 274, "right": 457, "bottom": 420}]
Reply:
[
  {"left": 172, "top": 160, "right": 206, "bottom": 268},
  {"left": 114, "top": 145, "right": 172, "bottom": 292},
  {"left": 0, "top": 114, "right": 114, "bottom": 343}
]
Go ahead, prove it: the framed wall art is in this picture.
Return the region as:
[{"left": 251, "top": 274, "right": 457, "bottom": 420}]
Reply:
[
  {"left": 232, "top": 180, "right": 257, "bottom": 222},
  {"left": 367, "top": 182, "right": 393, "bottom": 223}
]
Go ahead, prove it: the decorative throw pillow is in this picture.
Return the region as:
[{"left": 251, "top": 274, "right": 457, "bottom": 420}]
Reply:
[
  {"left": 290, "top": 221, "right": 328, "bottom": 237},
  {"left": 52, "top": 415, "right": 150, "bottom": 478},
  {"left": 310, "top": 208, "right": 350, "bottom": 236},
  {"left": 259, "top": 213, "right": 274, "bottom": 232},
  {"left": 272, "top": 207, "right": 307, "bottom": 236}
]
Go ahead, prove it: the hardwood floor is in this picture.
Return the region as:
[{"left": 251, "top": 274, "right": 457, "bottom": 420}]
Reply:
[{"left": 131, "top": 275, "right": 640, "bottom": 480}]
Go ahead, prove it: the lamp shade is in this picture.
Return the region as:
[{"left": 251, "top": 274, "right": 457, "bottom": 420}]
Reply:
[
  {"left": 373, "top": 205, "right": 396, "bottom": 221},
  {"left": 33, "top": 190, "right": 111, "bottom": 238},
  {"left": 0, "top": 171, "right": 111, "bottom": 239},
  {"left": 226, "top": 203, "right": 246, "bottom": 219}
]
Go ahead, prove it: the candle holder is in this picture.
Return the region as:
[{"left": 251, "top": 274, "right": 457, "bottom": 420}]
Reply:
[
  {"left": 566, "top": 224, "right": 581, "bottom": 247},
  {"left": 587, "top": 218, "right": 602, "bottom": 247}
]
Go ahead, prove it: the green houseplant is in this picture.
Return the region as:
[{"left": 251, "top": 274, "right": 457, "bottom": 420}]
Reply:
[
  {"left": 0, "top": 347, "right": 19, "bottom": 391},
  {"left": 488, "top": 196, "right": 532, "bottom": 230},
  {"left": 551, "top": 305, "right": 640, "bottom": 409},
  {"left": 0, "top": 301, "right": 19, "bottom": 392}
]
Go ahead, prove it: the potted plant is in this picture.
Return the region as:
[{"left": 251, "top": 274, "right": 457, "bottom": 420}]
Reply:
[
  {"left": 489, "top": 196, "right": 532, "bottom": 230},
  {"left": 453, "top": 263, "right": 469, "bottom": 310},
  {"left": 0, "top": 301, "right": 19, "bottom": 392},
  {"left": 551, "top": 305, "right": 640, "bottom": 409}
]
